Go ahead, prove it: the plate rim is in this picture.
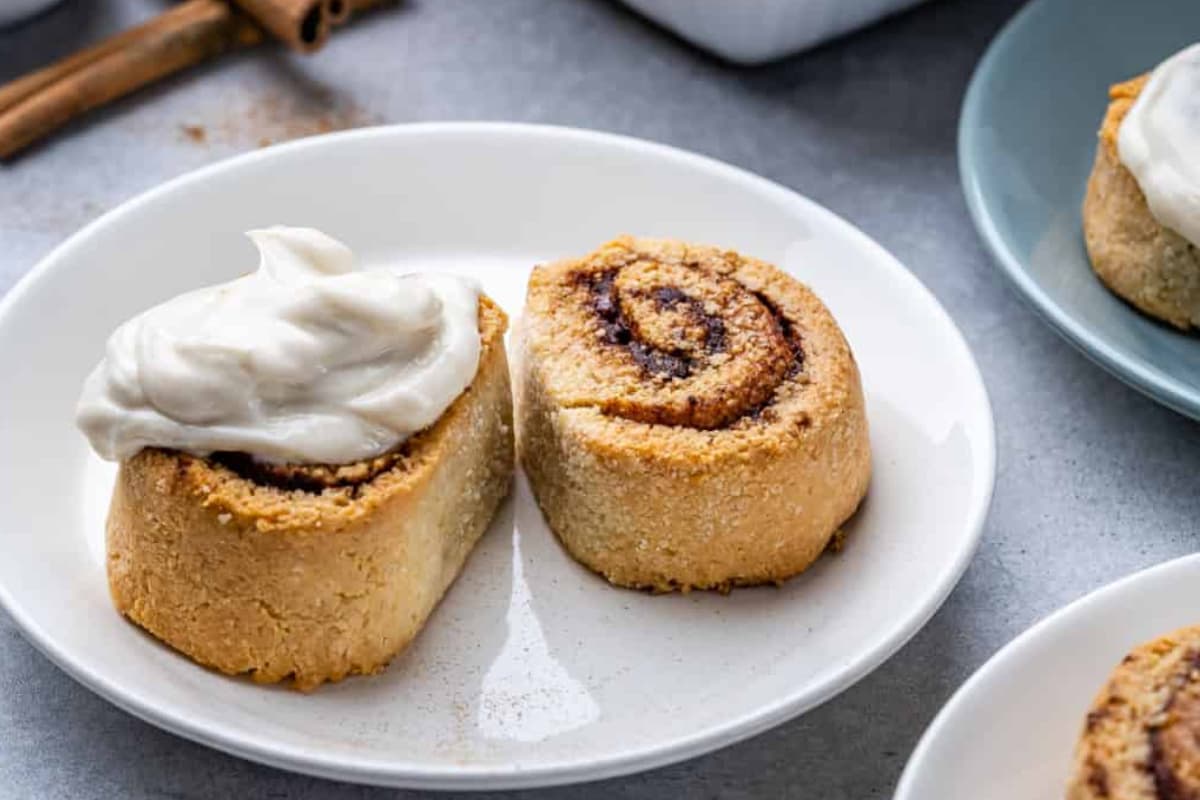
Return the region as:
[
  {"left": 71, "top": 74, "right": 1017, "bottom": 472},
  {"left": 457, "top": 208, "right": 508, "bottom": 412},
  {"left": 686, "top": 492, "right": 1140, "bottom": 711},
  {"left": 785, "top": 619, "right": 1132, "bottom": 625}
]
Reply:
[
  {"left": 892, "top": 552, "right": 1200, "bottom": 799},
  {"left": 0, "top": 121, "right": 997, "bottom": 790},
  {"left": 957, "top": 0, "right": 1200, "bottom": 422}
]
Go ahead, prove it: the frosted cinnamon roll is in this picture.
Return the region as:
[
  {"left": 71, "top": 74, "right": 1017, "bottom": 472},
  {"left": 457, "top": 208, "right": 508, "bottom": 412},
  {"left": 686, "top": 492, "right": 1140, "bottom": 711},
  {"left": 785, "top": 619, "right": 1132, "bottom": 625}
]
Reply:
[
  {"left": 1068, "top": 624, "right": 1200, "bottom": 800},
  {"left": 516, "top": 237, "right": 870, "bottom": 592},
  {"left": 1083, "top": 44, "right": 1200, "bottom": 329},
  {"left": 78, "top": 228, "right": 514, "bottom": 690}
]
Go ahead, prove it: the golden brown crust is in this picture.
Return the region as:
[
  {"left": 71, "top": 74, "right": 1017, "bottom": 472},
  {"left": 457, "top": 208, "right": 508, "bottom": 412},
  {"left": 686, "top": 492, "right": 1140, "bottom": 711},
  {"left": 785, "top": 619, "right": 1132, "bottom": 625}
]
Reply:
[
  {"left": 1098, "top": 76, "right": 1149, "bottom": 161},
  {"left": 516, "top": 237, "right": 871, "bottom": 592},
  {"left": 106, "top": 296, "right": 514, "bottom": 690},
  {"left": 1084, "top": 74, "right": 1200, "bottom": 330},
  {"left": 1068, "top": 625, "right": 1200, "bottom": 800}
]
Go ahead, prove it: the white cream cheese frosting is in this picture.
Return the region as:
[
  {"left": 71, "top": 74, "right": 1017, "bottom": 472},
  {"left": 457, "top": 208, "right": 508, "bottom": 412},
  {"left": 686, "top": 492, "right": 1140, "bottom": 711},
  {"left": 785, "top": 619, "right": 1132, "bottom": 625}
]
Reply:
[
  {"left": 76, "top": 226, "right": 481, "bottom": 465},
  {"left": 1118, "top": 43, "right": 1200, "bottom": 248}
]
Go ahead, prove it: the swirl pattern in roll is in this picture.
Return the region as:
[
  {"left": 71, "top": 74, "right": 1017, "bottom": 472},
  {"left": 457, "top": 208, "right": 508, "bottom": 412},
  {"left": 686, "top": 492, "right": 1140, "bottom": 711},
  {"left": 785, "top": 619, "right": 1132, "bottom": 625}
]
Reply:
[
  {"left": 1069, "top": 624, "right": 1200, "bottom": 800},
  {"left": 516, "top": 237, "right": 871, "bottom": 591}
]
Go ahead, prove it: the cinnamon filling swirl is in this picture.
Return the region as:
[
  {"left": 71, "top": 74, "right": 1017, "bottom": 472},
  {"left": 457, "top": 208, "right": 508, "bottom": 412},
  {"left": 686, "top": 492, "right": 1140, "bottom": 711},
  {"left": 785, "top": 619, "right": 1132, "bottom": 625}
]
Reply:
[
  {"left": 207, "top": 447, "right": 409, "bottom": 493},
  {"left": 571, "top": 252, "right": 806, "bottom": 430}
]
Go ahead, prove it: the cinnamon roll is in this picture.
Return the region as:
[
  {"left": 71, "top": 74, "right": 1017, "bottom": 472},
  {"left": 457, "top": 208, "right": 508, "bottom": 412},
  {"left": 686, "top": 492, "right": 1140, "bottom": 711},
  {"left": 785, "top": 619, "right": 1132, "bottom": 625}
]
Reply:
[
  {"left": 516, "top": 237, "right": 870, "bottom": 592},
  {"left": 1083, "top": 45, "right": 1200, "bottom": 330},
  {"left": 1068, "top": 625, "right": 1200, "bottom": 799},
  {"left": 104, "top": 297, "right": 512, "bottom": 690},
  {"left": 80, "top": 228, "right": 514, "bottom": 690}
]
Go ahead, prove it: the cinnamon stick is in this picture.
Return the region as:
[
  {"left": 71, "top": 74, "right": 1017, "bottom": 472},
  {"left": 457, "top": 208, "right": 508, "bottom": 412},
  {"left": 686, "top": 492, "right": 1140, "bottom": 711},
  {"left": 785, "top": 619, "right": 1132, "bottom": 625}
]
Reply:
[
  {"left": 0, "top": 0, "right": 261, "bottom": 160},
  {"left": 326, "top": 0, "right": 350, "bottom": 26},
  {"left": 0, "top": 0, "right": 391, "bottom": 159},
  {"left": 228, "top": 0, "right": 328, "bottom": 52},
  {"left": 331, "top": 0, "right": 388, "bottom": 25},
  {"left": 0, "top": 25, "right": 150, "bottom": 115}
]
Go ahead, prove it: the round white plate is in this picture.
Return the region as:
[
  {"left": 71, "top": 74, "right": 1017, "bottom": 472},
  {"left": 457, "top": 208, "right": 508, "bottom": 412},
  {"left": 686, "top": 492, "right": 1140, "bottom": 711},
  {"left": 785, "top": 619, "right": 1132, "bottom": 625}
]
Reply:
[
  {"left": 0, "top": 123, "right": 994, "bottom": 790},
  {"left": 895, "top": 554, "right": 1200, "bottom": 799}
]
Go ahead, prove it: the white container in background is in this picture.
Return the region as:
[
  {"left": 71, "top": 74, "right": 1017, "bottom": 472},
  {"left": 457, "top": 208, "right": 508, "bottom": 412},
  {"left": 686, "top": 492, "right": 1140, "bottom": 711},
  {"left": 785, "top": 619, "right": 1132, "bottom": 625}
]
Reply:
[{"left": 619, "top": 0, "right": 929, "bottom": 64}]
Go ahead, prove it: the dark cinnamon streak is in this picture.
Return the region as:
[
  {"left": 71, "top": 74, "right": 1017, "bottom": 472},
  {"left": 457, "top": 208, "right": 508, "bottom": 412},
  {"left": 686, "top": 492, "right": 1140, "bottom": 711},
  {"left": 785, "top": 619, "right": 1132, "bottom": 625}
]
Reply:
[
  {"left": 1151, "top": 728, "right": 1193, "bottom": 800},
  {"left": 211, "top": 446, "right": 408, "bottom": 494},
  {"left": 587, "top": 270, "right": 693, "bottom": 379},
  {"left": 1086, "top": 757, "right": 1110, "bottom": 798},
  {"left": 751, "top": 290, "right": 805, "bottom": 377},
  {"left": 651, "top": 285, "right": 727, "bottom": 354},
  {"left": 1147, "top": 650, "right": 1200, "bottom": 800}
]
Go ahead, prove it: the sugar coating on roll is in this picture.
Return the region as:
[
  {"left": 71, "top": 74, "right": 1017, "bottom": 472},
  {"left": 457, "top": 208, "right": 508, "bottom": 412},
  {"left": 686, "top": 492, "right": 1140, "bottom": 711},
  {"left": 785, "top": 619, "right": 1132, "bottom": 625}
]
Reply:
[
  {"left": 516, "top": 236, "right": 870, "bottom": 592},
  {"left": 1068, "top": 624, "right": 1200, "bottom": 800}
]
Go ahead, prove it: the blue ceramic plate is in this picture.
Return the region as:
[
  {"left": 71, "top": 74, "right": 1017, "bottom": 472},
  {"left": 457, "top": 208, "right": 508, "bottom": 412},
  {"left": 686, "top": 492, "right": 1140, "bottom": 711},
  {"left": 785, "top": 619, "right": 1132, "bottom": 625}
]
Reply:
[{"left": 960, "top": 0, "right": 1200, "bottom": 419}]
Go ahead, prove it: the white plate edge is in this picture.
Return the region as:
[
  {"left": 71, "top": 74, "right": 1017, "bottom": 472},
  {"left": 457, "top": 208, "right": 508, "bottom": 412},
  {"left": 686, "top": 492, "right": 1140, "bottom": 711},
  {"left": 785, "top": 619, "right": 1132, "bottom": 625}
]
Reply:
[{"left": 893, "top": 552, "right": 1200, "bottom": 800}]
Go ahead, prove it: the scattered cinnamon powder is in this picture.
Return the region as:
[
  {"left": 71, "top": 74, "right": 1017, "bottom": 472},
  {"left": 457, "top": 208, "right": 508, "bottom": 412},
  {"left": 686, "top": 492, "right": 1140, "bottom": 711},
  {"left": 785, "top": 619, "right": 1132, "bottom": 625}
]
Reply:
[
  {"left": 826, "top": 528, "right": 848, "bottom": 553},
  {"left": 180, "top": 124, "right": 207, "bottom": 143},
  {"left": 180, "top": 86, "right": 379, "bottom": 150}
]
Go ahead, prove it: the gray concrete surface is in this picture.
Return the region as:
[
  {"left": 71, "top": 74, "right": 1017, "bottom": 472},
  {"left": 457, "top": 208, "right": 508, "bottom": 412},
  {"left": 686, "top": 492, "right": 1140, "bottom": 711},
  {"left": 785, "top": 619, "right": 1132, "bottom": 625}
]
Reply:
[{"left": 3, "top": 0, "right": 1198, "bottom": 797}]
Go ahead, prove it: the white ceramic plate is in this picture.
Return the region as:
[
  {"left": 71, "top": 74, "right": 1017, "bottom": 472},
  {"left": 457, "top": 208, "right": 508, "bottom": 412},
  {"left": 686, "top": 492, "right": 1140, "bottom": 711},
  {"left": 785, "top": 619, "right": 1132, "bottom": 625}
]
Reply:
[
  {"left": 895, "top": 554, "right": 1200, "bottom": 799},
  {"left": 0, "top": 123, "right": 994, "bottom": 790}
]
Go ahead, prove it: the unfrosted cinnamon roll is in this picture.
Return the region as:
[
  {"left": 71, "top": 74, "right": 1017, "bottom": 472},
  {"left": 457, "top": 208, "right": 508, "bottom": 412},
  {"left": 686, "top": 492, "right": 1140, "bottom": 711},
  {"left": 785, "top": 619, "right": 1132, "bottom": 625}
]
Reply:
[
  {"left": 1069, "top": 624, "right": 1200, "bottom": 799},
  {"left": 516, "top": 237, "right": 870, "bottom": 592}
]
